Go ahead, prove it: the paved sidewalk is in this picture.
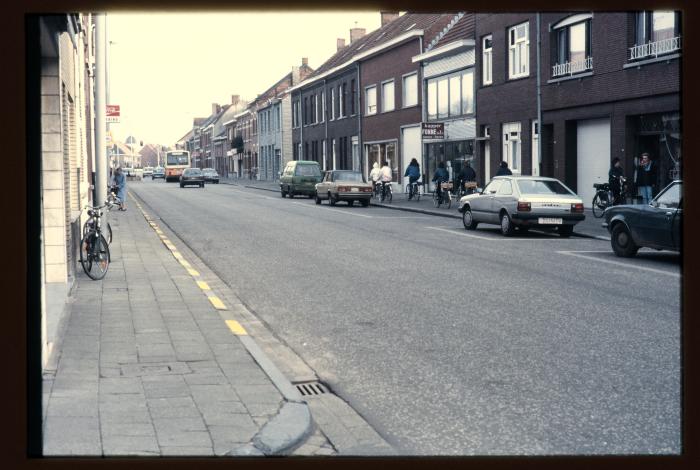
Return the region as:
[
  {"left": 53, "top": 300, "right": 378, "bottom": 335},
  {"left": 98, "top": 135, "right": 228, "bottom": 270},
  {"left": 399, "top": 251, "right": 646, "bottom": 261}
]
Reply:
[
  {"left": 220, "top": 177, "right": 611, "bottom": 240},
  {"left": 41, "top": 196, "right": 329, "bottom": 456}
]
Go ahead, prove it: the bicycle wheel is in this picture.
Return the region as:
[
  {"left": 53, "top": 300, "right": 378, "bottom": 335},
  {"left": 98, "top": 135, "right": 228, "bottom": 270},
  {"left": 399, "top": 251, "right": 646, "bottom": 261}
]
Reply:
[
  {"left": 433, "top": 190, "right": 440, "bottom": 207},
  {"left": 83, "top": 233, "right": 110, "bottom": 280},
  {"left": 387, "top": 188, "right": 392, "bottom": 203},
  {"left": 445, "top": 191, "right": 452, "bottom": 209},
  {"left": 106, "top": 222, "right": 113, "bottom": 245},
  {"left": 415, "top": 187, "right": 421, "bottom": 202},
  {"left": 591, "top": 193, "right": 607, "bottom": 218},
  {"left": 79, "top": 234, "right": 93, "bottom": 275}
]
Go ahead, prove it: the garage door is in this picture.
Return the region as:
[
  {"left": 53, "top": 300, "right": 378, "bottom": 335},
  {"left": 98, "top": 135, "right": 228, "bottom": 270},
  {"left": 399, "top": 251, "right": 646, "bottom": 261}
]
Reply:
[{"left": 577, "top": 118, "right": 610, "bottom": 207}]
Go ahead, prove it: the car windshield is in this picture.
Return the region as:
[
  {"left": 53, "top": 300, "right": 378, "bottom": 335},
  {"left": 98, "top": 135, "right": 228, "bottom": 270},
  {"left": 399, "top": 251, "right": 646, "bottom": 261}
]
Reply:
[
  {"left": 295, "top": 165, "right": 321, "bottom": 177},
  {"left": 185, "top": 169, "right": 201, "bottom": 175},
  {"left": 334, "top": 171, "right": 364, "bottom": 182},
  {"left": 517, "top": 179, "right": 573, "bottom": 195}
]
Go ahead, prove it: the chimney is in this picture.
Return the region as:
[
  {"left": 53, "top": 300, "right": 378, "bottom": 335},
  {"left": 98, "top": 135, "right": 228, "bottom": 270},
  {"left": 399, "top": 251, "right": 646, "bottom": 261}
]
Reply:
[
  {"left": 231, "top": 95, "right": 240, "bottom": 106},
  {"left": 349, "top": 27, "right": 366, "bottom": 44},
  {"left": 301, "top": 57, "right": 308, "bottom": 67},
  {"left": 380, "top": 11, "right": 400, "bottom": 27},
  {"left": 337, "top": 38, "right": 346, "bottom": 50},
  {"left": 212, "top": 103, "right": 220, "bottom": 115}
]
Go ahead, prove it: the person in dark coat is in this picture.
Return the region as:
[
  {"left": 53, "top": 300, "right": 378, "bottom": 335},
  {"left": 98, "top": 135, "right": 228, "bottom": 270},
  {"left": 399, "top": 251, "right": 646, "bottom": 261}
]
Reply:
[
  {"left": 608, "top": 157, "right": 625, "bottom": 205},
  {"left": 634, "top": 153, "right": 657, "bottom": 204},
  {"left": 432, "top": 162, "right": 450, "bottom": 204},
  {"left": 458, "top": 161, "right": 477, "bottom": 194},
  {"left": 495, "top": 161, "right": 512, "bottom": 176},
  {"left": 404, "top": 158, "right": 421, "bottom": 200}
]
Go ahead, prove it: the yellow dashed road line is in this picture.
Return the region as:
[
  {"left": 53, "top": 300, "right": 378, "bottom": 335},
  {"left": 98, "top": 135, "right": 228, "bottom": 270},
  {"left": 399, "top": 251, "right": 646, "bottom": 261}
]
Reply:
[
  {"left": 225, "top": 320, "right": 248, "bottom": 336},
  {"left": 197, "top": 281, "right": 211, "bottom": 290}
]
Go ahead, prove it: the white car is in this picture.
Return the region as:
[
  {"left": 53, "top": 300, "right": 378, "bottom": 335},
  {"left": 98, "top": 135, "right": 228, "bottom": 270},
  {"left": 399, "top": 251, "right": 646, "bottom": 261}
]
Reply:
[{"left": 143, "top": 167, "right": 154, "bottom": 177}]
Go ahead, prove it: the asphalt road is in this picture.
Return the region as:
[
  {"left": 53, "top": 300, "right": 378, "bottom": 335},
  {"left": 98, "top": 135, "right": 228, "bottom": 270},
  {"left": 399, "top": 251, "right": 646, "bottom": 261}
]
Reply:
[{"left": 129, "top": 179, "right": 681, "bottom": 456}]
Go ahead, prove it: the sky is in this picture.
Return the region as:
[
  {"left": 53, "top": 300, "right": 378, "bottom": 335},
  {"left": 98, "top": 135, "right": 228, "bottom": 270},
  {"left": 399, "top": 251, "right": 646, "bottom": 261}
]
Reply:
[{"left": 107, "top": 11, "right": 383, "bottom": 147}]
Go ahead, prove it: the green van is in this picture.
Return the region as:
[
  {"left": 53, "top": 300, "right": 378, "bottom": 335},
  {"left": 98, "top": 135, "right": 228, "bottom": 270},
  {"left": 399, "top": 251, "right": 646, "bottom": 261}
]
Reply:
[{"left": 280, "top": 160, "right": 323, "bottom": 198}]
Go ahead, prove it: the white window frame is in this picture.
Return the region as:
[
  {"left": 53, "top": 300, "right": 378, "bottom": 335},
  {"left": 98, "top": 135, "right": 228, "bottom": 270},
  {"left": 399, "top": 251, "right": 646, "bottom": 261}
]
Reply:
[
  {"left": 330, "top": 88, "right": 335, "bottom": 120},
  {"left": 332, "top": 138, "right": 337, "bottom": 169},
  {"left": 482, "top": 35, "right": 493, "bottom": 85},
  {"left": 402, "top": 73, "right": 418, "bottom": 108},
  {"left": 321, "top": 92, "right": 325, "bottom": 123},
  {"left": 381, "top": 80, "right": 395, "bottom": 113},
  {"left": 531, "top": 120, "right": 539, "bottom": 176},
  {"left": 502, "top": 122, "right": 522, "bottom": 174},
  {"left": 365, "top": 85, "right": 377, "bottom": 115},
  {"left": 508, "top": 22, "right": 530, "bottom": 79},
  {"left": 322, "top": 139, "right": 326, "bottom": 170},
  {"left": 338, "top": 84, "right": 344, "bottom": 118}
]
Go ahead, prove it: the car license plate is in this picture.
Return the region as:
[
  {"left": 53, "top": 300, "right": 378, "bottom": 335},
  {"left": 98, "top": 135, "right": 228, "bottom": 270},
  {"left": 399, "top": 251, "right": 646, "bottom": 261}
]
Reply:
[
  {"left": 351, "top": 187, "right": 359, "bottom": 192},
  {"left": 538, "top": 217, "right": 563, "bottom": 224}
]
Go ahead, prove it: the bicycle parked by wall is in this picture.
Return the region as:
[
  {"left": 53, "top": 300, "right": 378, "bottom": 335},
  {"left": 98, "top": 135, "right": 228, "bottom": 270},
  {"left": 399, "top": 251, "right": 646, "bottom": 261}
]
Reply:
[
  {"left": 80, "top": 203, "right": 111, "bottom": 280},
  {"left": 433, "top": 181, "right": 453, "bottom": 209},
  {"left": 592, "top": 176, "right": 627, "bottom": 218}
]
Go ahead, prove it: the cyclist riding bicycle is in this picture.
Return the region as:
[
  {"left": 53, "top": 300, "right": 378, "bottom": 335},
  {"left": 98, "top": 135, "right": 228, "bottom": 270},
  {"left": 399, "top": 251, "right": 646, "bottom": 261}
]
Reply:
[
  {"left": 379, "top": 160, "right": 392, "bottom": 198},
  {"left": 432, "top": 162, "right": 449, "bottom": 204},
  {"left": 369, "top": 162, "right": 382, "bottom": 194},
  {"left": 458, "top": 160, "right": 477, "bottom": 195},
  {"left": 404, "top": 158, "right": 421, "bottom": 200}
]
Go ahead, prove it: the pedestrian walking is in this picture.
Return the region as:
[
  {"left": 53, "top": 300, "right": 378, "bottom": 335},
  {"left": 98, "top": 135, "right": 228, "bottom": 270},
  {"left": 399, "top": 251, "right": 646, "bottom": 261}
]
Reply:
[
  {"left": 111, "top": 166, "right": 127, "bottom": 211},
  {"left": 634, "top": 153, "right": 657, "bottom": 205},
  {"left": 404, "top": 158, "right": 421, "bottom": 200},
  {"left": 495, "top": 161, "right": 512, "bottom": 176},
  {"left": 608, "top": 157, "right": 625, "bottom": 205}
]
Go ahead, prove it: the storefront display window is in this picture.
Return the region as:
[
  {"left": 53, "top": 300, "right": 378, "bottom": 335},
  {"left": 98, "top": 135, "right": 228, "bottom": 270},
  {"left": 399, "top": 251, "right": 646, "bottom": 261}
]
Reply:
[{"left": 424, "top": 140, "right": 475, "bottom": 191}]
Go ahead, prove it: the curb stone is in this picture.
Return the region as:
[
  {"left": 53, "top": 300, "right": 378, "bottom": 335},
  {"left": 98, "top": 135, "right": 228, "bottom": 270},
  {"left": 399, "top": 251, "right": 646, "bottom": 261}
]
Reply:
[{"left": 130, "top": 189, "right": 314, "bottom": 457}]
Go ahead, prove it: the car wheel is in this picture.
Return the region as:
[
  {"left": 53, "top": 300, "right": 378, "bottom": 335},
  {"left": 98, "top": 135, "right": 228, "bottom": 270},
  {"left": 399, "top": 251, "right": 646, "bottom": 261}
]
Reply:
[
  {"left": 500, "top": 212, "right": 515, "bottom": 236},
  {"left": 315, "top": 193, "right": 322, "bottom": 205},
  {"left": 360, "top": 199, "right": 369, "bottom": 207},
  {"left": 611, "top": 223, "right": 639, "bottom": 257},
  {"left": 462, "top": 208, "right": 478, "bottom": 230},
  {"left": 558, "top": 225, "right": 573, "bottom": 238},
  {"left": 280, "top": 188, "right": 286, "bottom": 198},
  {"left": 329, "top": 192, "right": 337, "bottom": 206}
]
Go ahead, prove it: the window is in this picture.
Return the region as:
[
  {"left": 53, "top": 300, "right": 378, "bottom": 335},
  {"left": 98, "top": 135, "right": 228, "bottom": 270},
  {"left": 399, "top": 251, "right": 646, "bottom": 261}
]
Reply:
[
  {"left": 461, "top": 70, "right": 474, "bottom": 114},
  {"left": 654, "top": 182, "right": 680, "bottom": 209},
  {"left": 508, "top": 22, "right": 529, "bottom": 79},
  {"left": 339, "top": 84, "right": 345, "bottom": 117},
  {"left": 502, "top": 122, "right": 521, "bottom": 173},
  {"left": 427, "top": 80, "right": 437, "bottom": 120},
  {"left": 382, "top": 80, "right": 395, "bottom": 112},
  {"left": 426, "top": 69, "right": 474, "bottom": 121},
  {"left": 631, "top": 11, "right": 680, "bottom": 60},
  {"left": 351, "top": 79, "right": 356, "bottom": 115},
  {"left": 365, "top": 85, "right": 377, "bottom": 115},
  {"left": 322, "top": 139, "right": 326, "bottom": 170},
  {"left": 496, "top": 180, "right": 513, "bottom": 195},
  {"left": 482, "top": 35, "right": 493, "bottom": 85},
  {"left": 311, "top": 94, "right": 317, "bottom": 124},
  {"left": 330, "top": 88, "right": 335, "bottom": 120},
  {"left": 483, "top": 179, "right": 502, "bottom": 194},
  {"left": 552, "top": 20, "right": 591, "bottom": 77},
  {"left": 304, "top": 97, "right": 308, "bottom": 125},
  {"left": 437, "top": 78, "right": 448, "bottom": 118},
  {"left": 403, "top": 73, "right": 418, "bottom": 107},
  {"left": 321, "top": 92, "right": 325, "bottom": 122}
]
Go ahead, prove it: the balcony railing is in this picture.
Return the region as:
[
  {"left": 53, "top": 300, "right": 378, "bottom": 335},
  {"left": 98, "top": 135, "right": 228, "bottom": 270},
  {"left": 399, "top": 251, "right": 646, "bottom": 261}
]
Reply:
[
  {"left": 552, "top": 56, "right": 593, "bottom": 77},
  {"left": 629, "top": 36, "right": 681, "bottom": 61}
]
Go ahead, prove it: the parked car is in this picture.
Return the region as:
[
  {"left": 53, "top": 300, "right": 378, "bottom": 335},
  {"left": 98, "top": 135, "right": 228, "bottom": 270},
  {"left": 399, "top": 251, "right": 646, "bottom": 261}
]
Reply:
[
  {"left": 315, "top": 170, "right": 373, "bottom": 206},
  {"left": 179, "top": 168, "right": 204, "bottom": 188},
  {"left": 280, "top": 160, "right": 323, "bottom": 198},
  {"left": 602, "top": 180, "right": 682, "bottom": 257},
  {"left": 202, "top": 168, "right": 220, "bottom": 184},
  {"left": 123, "top": 167, "right": 134, "bottom": 177},
  {"left": 152, "top": 166, "right": 165, "bottom": 179},
  {"left": 458, "top": 176, "right": 585, "bottom": 237},
  {"left": 143, "top": 166, "right": 154, "bottom": 177}
]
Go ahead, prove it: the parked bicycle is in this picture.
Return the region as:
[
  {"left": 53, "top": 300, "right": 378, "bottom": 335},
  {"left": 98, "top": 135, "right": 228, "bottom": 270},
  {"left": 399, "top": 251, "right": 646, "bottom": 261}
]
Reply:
[
  {"left": 80, "top": 203, "right": 111, "bottom": 280},
  {"left": 379, "top": 182, "right": 393, "bottom": 203},
  {"left": 405, "top": 180, "right": 422, "bottom": 201},
  {"left": 433, "top": 181, "right": 453, "bottom": 209},
  {"left": 592, "top": 176, "right": 627, "bottom": 218}
]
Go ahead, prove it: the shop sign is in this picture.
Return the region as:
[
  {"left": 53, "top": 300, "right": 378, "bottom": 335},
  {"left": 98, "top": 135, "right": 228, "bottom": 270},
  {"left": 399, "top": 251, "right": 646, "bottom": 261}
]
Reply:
[
  {"left": 107, "top": 104, "right": 120, "bottom": 123},
  {"left": 422, "top": 122, "right": 444, "bottom": 139}
]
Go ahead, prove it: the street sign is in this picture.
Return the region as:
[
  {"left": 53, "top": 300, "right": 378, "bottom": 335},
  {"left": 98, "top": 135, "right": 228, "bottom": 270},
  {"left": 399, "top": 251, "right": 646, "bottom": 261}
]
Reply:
[
  {"left": 107, "top": 104, "right": 120, "bottom": 123},
  {"left": 422, "top": 122, "right": 444, "bottom": 139}
]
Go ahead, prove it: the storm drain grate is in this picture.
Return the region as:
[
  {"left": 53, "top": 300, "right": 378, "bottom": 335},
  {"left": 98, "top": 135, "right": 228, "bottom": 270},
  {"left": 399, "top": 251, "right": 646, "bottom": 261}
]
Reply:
[{"left": 295, "top": 381, "right": 328, "bottom": 396}]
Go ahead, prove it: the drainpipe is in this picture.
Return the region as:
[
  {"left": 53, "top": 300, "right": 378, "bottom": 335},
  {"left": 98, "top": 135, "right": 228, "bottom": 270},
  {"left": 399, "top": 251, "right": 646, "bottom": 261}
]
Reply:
[
  {"left": 299, "top": 89, "right": 304, "bottom": 159},
  {"left": 94, "top": 13, "right": 107, "bottom": 206},
  {"left": 356, "top": 62, "right": 363, "bottom": 177},
  {"left": 536, "top": 12, "right": 542, "bottom": 177},
  {"left": 324, "top": 78, "right": 328, "bottom": 170}
]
